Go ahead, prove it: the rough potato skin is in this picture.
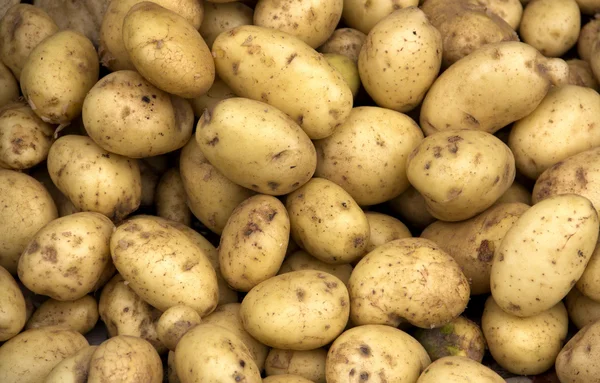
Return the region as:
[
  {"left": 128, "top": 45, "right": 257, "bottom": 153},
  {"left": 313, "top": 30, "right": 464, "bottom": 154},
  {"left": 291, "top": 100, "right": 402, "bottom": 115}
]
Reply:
[
  {"left": 556, "top": 319, "right": 600, "bottom": 382},
  {"left": 200, "top": 2, "right": 253, "bottom": 49},
  {"left": 157, "top": 305, "right": 202, "bottom": 352},
  {"left": 0, "top": 265, "right": 27, "bottom": 341},
  {"left": 318, "top": 28, "right": 366, "bottom": 63},
  {"left": 26, "top": 295, "right": 99, "bottom": 334},
  {"left": 265, "top": 348, "right": 327, "bottom": 383}
]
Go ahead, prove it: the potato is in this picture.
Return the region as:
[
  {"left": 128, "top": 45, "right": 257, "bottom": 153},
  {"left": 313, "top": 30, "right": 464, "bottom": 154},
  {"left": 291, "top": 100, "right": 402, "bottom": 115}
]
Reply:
[
  {"left": 0, "top": 61, "right": 18, "bottom": 108},
  {"left": 494, "top": 182, "right": 532, "bottom": 206},
  {"left": 406, "top": 130, "right": 516, "bottom": 222},
  {"left": 26, "top": 295, "right": 98, "bottom": 334},
  {"left": 482, "top": 296, "right": 568, "bottom": 375},
  {"left": 139, "top": 160, "right": 160, "bottom": 207},
  {"left": 0, "top": 326, "right": 88, "bottom": 383},
  {"left": 110, "top": 216, "right": 219, "bottom": 316},
  {"left": 358, "top": 8, "right": 442, "bottom": 113},
  {"left": 286, "top": 178, "right": 370, "bottom": 264},
  {"left": 167, "top": 351, "right": 180, "bottom": 383},
  {"left": 565, "top": 287, "right": 600, "bottom": 329},
  {"left": 202, "top": 303, "right": 269, "bottom": 371},
  {"left": 388, "top": 187, "right": 436, "bottom": 230},
  {"left": 196, "top": 97, "right": 317, "bottom": 196},
  {"left": 341, "top": 0, "right": 419, "bottom": 34},
  {"left": 0, "top": 101, "right": 54, "bottom": 170},
  {"left": 575, "top": 0, "right": 600, "bottom": 14},
  {"left": 189, "top": 77, "right": 236, "bottom": 118},
  {"left": 88, "top": 335, "right": 163, "bottom": 383},
  {"left": 0, "top": 265, "right": 26, "bottom": 341},
  {"left": 44, "top": 345, "right": 97, "bottom": 383},
  {"left": 568, "top": 59, "right": 599, "bottom": 90},
  {"left": 326, "top": 324, "right": 430, "bottom": 383},
  {"left": 47, "top": 135, "right": 142, "bottom": 221},
  {"left": 264, "top": 375, "right": 315, "bottom": 383},
  {"left": 519, "top": 0, "right": 580, "bottom": 57},
  {"left": 323, "top": 53, "right": 360, "bottom": 97},
  {"left": 279, "top": 250, "right": 353, "bottom": 287},
  {"left": 509, "top": 85, "right": 600, "bottom": 179},
  {"left": 416, "top": 356, "right": 505, "bottom": 383},
  {"left": 240, "top": 270, "right": 349, "bottom": 350},
  {"left": 0, "top": 4, "right": 59, "bottom": 80},
  {"left": 0, "top": 0, "right": 19, "bottom": 20},
  {"left": 314, "top": 106, "right": 424, "bottom": 206},
  {"left": 212, "top": 25, "right": 353, "bottom": 140},
  {"left": 31, "top": 167, "right": 80, "bottom": 217},
  {"left": 576, "top": 241, "right": 600, "bottom": 302},
  {"left": 82, "top": 70, "right": 194, "bottom": 158},
  {"left": 157, "top": 305, "right": 202, "bottom": 352},
  {"left": 17, "top": 212, "right": 114, "bottom": 301},
  {"left": 555, "top": 319, "right": 600, "bottom": 382},
  {"left": 156, "top": 168, "right": 191, "bottom": 226},
  {"left": 349, "top": 238, "right": 470, "bottom": 328},
  {"left": 265, "top": 348, "right": 327, "bottom": 383},
  {"left": 254, "top": 0, "right": 342, "bottom": 48},
  {"left": 20, "top": 30, "right": 98, "bottom": 125},
  {"left": 591, "top": 39, "right": 600, "bottom": 82},
  {"left": 364, "top": 212, "right": 411, "bottom": 254},
  {"left": 318, "top": 28, "right": 366, "bottom": 63},
  {"left": 420, "top": 42, "right": 569, "bottom": 136},
  {"left": 578, "top": 18, "right": 600, "bottom": 63},
  {"left": 123, "top": 2, "right": 215, "bottom": 99},
  {"left": 92, "top": 260, "right": 117, "bottom": 292},
  {"left": 472, "top": 0, "right": 523, "bottom": 30},
  {"left": 200, "top": 2, "right": 253, "bottom": 49},
  {"left": 421, "top": 202, "right": 529, "bottom": 295}
]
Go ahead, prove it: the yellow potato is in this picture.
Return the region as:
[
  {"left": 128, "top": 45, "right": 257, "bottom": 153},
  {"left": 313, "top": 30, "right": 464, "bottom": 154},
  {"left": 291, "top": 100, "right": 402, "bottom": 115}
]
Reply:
[
  {"left": 26, "top": 295, "right": 98, "bottom": 334},
  {"left": 263, "top": 375, "right": 315, "bottom": 383},
  {"left": 157, "top": 305, "right": 202, "bottom": 352},
  {"left": 576, "top": 241, "right": 600, "bottom": 302},
  {"left": 278, "top": 250, "right": 353, "bottom": 287},
  {"left": 167, "top": 351, "right": 179, "bottom": 383},
  {"left": 342, "top": 0, "right": 419, "bottom": 34},
  {"left": 471, "top": 0, "right": 523, "bottom": 29},
  {"left": 567, "top": 59, "right": 599, "bottom": 90},
  {"left": 156, "top": 168, "right": 191, "bottom": 226},
  {"left": 200, "top": 2, "right": 253, "bottom": 49},
  {"left": 0, "top": 265, "right": 26, "bottom": 341},
  {"left": 416, "top": 356, "right": 505, "bottom": 383},
  {"left": 44, "top": 345, "right": 97, "bottom": 383},
  {"left": 493, "top": 182, "right": 532, "bottom": 206},
  {"left": 364, "top": 212, "right": 411, "bottom": 254},
  {"left": 565, "top": 287, "right": 600, "bottom": 329},
  {"left": 265, "top": 348, "right": 327, "bottom": 383},
  {"left": 188, "top": 77, "right": 236, "bottom": 118},
  {"left": 318, "top": 28, "right": 366, "bottom": 63},
  {"left": 388, "top": 186, "right": 436, "bottom": 230},
  {"left": 323, "top": 53, "right": 360, "bottom": 97},
  {"left": 591, "top": 38, "right": 600, "bottom": 82},
  {"left": 578, "top": 17, "right": 600, "bottom": 62},
  {"left": 555, "top": 319, "right": 600, "bottom": 382},
  {"left": 0, "top": 61, "right": 18, "bottom": 107}
]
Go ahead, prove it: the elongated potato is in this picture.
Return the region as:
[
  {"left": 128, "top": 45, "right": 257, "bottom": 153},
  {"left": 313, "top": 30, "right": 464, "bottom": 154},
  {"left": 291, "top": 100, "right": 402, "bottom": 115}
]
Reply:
[
  {"left": 45, "top": 345, "right": 97, "bottom": 383},
  {"left": 200, "top": 2, "right": 253, "bottom": 49},
  {"left": 265, "top": 348, "right": 327, "bottom": 383},
  {"left": 318, "top": 28, "right": 366, "bottom": 62},
  {"left": 565, "top": 287, "right": 600, "bottom": 329},
  {"left": 26, "top": 295, "right": 98, "bottom": 334},
  {"left": 278, "top": 250, "right": 353, "bottom": 287},
  {"left": 0, "top": 265, "right": 26, "bottom": 341},
  {"left": 342, "top": 0, "right": 419, "bottom": 34},
  {"left": 156, "top": 168, "right": 191, "bottom": 226}
]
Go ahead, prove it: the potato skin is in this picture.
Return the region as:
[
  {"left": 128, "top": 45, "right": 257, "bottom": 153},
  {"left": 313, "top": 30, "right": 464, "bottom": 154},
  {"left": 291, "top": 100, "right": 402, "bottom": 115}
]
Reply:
[
  {"left": 416, "top": 356, "right": 505, "bottom": 383},
  {"left": 189, "top": 77, "right": 236, "bottom": 118},
  {"left": 265, "top": 348, "right": 327, "bottom": 383},
  {"left": 200, "top": 2, "right": 253, "bottom": 49},
  {"left": 578, "top": 18, "right": 600, "bottom": 62},
  {"left": 565, "top": 287, "right": 600, "bottom": 329},
  {"left": 279, "top": 250, "right": 353, "bottom": 287},
  {"left": 576, "top": 241, "right": 600, "bottom": 302},
  {"left": 342, "top": 0, "right": 419, "bottom": 34},
  {"left": 44, "top": 345, "right": 97, "bottom": 383},
  {"left": 388, "top": 186, "right": 436, "bottom": 230},
  {"left": 0, "top": 61, "right": 19, "bottom": 108},
  {"left": 156, "top": 168, "right": 191, "bottom": 226},
  {"left": 263, "top": 375, "right": 315, "bottom": 383},
  {"left": 472, "top": 0, "right": 523, "bottom": 30},
  {"left": 556, "top": 319, "right": 600, "bottom": 382},
  {"left": 567, "top": 59, "right": 599, "bottom": 90},
  {"left": 157, "top": 305, "right": 202, "bottom": 352},
  {"left": 26, "top": 295, "right": 98, "bottom": 334},
  {"left": 364, "top": 212, "right": 412, "bottom": 254},
  {"left": 318, "top": 28, "right": 366, "bottom": 63},
  {"left": 0, "top": 265, "right": 26, "bottom": 341}
]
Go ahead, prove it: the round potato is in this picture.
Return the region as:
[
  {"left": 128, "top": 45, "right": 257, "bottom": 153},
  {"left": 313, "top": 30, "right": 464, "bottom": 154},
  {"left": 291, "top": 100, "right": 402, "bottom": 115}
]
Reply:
[
  {"left": 364, "top": 212, "right": 412, "bottom": 254},
  {"left": 156, "top": 168, "right": 191, "bottom": 226},
  {"left": 278, "top": 250, "right": 353, "bottom": 287},
  {"left": 388, "top": 187, "right": 436, "bottom": 230},
  {"left": 0, "top": 61, "right": 18, "bottom": 108},
  {"left": 576, "top": 241, "right": 600, "bottom": 302},
  {"left": 0, "top": 265, "right": 26, "bottom": 341},
  {"left": 555, "top": 319, "right": 600, "bottom": 382},
  {"left": 188, "top": 77, "right": 236, "bottom": 118},
  {"left": 26, "top": 295, "right": 98, "bottom": 334},
  {"left": 578, "top": 18, "right": 600, "bottom": 62},
  {"left": 157, "top": 305, "right": 202, "bottom": 352},
  {"left": 318, "top": 28, "right": 366, "bottom": 62},
  {"left": 265, "top": 348, "right": 327, "bottom": 383},
  {"left": 565, "top": 287, "right": 600, "bottom": 329},
  {"left": 342, "top": 0, "right": 418, "bottom": 34},
  {"left": 416, "top": 356, "right": 505, "bottom": 383},
  {"left": 200, "top": 2, "right": 253, "bottom": 49},
  {"left": 44, "top": 345, "right": 97, "bottom": 383},
  {"left": 567, "top": 59, "right": 599, "bottom": 90}
]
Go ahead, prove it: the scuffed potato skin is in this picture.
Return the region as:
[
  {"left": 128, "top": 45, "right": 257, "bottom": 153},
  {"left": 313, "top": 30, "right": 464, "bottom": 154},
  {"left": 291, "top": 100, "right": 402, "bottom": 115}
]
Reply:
[
  {"left": 26, "top": 295, "right": 99, "bottom": 334},
  {"left": 318, "top": 28, "right": 366, "bottom": 63},
  {"left": 156, "top": 305, "right": 202, "bottom": 352},
  {"left": 44, "top": 345, "right": 97, "bottom": 383},
  {"left": 200, "top": 2, "right": 253, "bottom": 49}
]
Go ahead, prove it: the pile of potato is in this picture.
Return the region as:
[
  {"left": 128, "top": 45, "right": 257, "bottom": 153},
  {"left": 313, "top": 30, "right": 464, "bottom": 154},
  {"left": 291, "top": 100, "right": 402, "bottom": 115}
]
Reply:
[{"left": 3, "top": 0, "right": 600, "bottom": 381}]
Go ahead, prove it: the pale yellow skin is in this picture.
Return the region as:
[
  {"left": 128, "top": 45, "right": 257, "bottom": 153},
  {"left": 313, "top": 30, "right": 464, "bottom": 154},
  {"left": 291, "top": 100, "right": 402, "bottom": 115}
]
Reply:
[
  {"left": 358, "top": 7, "right": 442, "bottom": 113},
  {"left": 110, "top": 216, "right": 219, "bottom": 316},
  {"left": 471, "top": 0, "right": 523, "bottom": 29},
  {"left": 323, "top": 53, "right": 360, "bottom": 97},
  {"left": 342, "top": 0, "right": 419, "bottom": 34},
  {"left": 278, "top": 250, "right": 353, "bottom": 287},
  {"left": 364, "top": 212, "right": 412, "bottom": 254},
  {"left": 0, "top": 61, "right": 18, "bottom": 108},
  {"left": 0, "top": 326, "right": 89, "bottom": 383},
  {"left": 175, "top": 323, "right": 262, "bottom": 383},
  {"left": 483, "top": 297, "right": 568, "bottom": 375},
  {"left": 519, "top": 0, "right": 580, "bottom": 58},
  {"left": 314, "top": 106, "right": 424, "bottom": 206},
  {"left": 188, "top": 77, "right": 236, "bottom": 118},
  {"left": 202, "top": 303, "right": 269, "bottom": 371},
  {"left": 286, "top": 178, "right": 370, "bottom": 264},
  {"left": 577, "top": 241, "right": 600, "bottom": 302},
  {"left": 388, "top": 187, "right": 436, "bottom": 230},
  {"left": 420, "top": 42, "right": 569, "bottom": 136},
  {"left": 200, "top": 2, "right": 253, "bottom": 49},
  {"left": 82, "top": 70, "right": 194, "bottom": 158},
  {"left": 263, "top": 375, "right": 315, "bottom": 383},
  {"left": 123, "top": 2, "right": 215, "bottom": 99},
  {"left": 416, "top": 356, "right": 505, "bottom": 383},
  {"left": 510, "top": 85, "right": 600, "bottom": 179},
  {"left": 20, "top": 30, "right": 98, "bottom": 124},
  {"left": 406, "top": 130, "right": 516, "bottom": 222},
  {"left": 26, "top": 295, "right": 98, "bottom": 334},
  {"left": 565, "top": 287, "right": 600, "bottom": 329},
  {"left": 265, "top": 348, "right": 327, "bottom": 383},
  {"left": 88, "top": 336, "right": 163, "bottom": 383},
  {"left": 196, "top": 98, "right": 317, "bottom": 196},
  {"left": 156, "top": 169, "right": 191, "bottom": 226},
  {"left": 0, "top": 4, "right": 59, "bottom": 80},
  {"left": 240, "top": 270, "right": 350, "bottom": 350},
  {"left": 219, "top": 195, "right": 289, "bottom": 292},
  {"left": 494, "top": 182, "right": 532, "bottom": 206},
  {"left": 0, "top": 101, "right": 54, "bottom": 170},
  {"left": 47, "top": 135, "right": 142, "bottom": 221},
  {"left": 492, "top": 194, "right": 599, "bottom": 317},
  {"left": 180, "top": 138, "right": 255, "bottom": 235},
  {"left": 30, "top": 167, "right": 80, "bottom": 218},
  {"left": 556, "top": 319, "right": 600, "bottom": 382},
  {"left": 254, "top": 0, "right": 342, "bottom": 48},
  {"left": 591, "top": 39, "right": 600, "bottom": 83},
  {"left": 44, "top": 345, "right": 97, "bottom": 383},
  {"left": 421, "top": 202, "right": 529, "bottom": 295},
  {"left": 157, "top": 305, "right": 202, "bottom": 352},
  {"left": 0, "top": 265, "right": 26, "bottom": 341},
  {"left": 567, "top": 59, "right": 599, "bottom": 90},
  {"left": 349, "top": 238, "right": 470, "bottom": 329},
  {"left": 577, "top": 18, "right": 600, "bottom": 63},
  {"left": 326, "top": 325, "right": 431, "bottom": 383},
  {"left": 318, "top": 28, "right": 366, "bottom": 63},
  {"left": 212, "top": 25, "right": 353, "bottom": 140}
]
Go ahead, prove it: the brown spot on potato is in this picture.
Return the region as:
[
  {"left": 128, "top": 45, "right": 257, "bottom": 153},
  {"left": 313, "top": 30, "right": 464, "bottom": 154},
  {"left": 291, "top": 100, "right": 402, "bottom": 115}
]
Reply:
[
  {"left": 477, "top": 240, "right": 495, "bottom": 262},
  {"left": 272, "top": 151, "right": 287, "bottom": 160},
  {"left": 241, "top": 35, "right": 253, "bottom": 46},
  {"left": 576, "top": 167, "right": 588, "bottom": 186},
  {"left": 232, "top": 62, "right": 240, "bottom": 75},
  {"left": 239, "top": 360, "right": 246, "bottom": 368},
  {"left": 296, "top": 288, "right": 305, "bottom": 301},
  {"left": 433, "top": 146, "right": 442, "bottom": 158},
  {"left": 118, "top": 239, "right": 131, "bottom": 250},
  {"left": 261, "top": 92, "right": 269, "bottom": 101},
  {"left": 297, "top": 115, "right": 304, "bottom": 125},
  {"left": 208, "top": 137, "right": 219, "bottom": 146},
  {"left": 27, "top": 240, "right": 40, "bottom": 254},
  {"left": 493, "top": 176, "right": 500, "bottom": 185},
  {"left": 244, "top": 222, "right": 262, "bottom": 236},
  {"left": 359, "top": 345, "right": 371, "bottom": 356},
  {"left": 287, "top": 53, "right": 298, "bottom": 64},
  {"left": 447, "top": 187, "right": 462, "bottom": 200},
  {"left": 329, "top": 109, "right": 340, "bottom": 119},
  {"left": 141, "top": 96, "right": 150, "bottom": 103},
  {"left": 269, "top": 351, "right": 293, "bottom": 369},
  {"left": 41, "top": 246, "right": 58, "bottom": 263},
  {"left": 353, "top": 236, "right": 365, "bottom": 248},
  {"left": 267, "top": 181, "right": 280, "bottom": 191},
  {"left": 267, "top": 210, "right": 277, "bottom": 221},
  {"left": 508, "top": 302, "right": 521, "bottom": 311},
  {"left": 447, "top": 136, "right": 463, "bottom": 143},
  {"left": 360, "top": 372, "right": 370, "bottom": 381}
]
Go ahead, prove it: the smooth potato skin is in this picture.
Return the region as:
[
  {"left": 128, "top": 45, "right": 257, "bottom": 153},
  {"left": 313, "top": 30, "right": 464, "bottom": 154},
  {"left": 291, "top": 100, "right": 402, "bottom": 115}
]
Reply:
[
  {"left": 342, "top": 0, "right": 419, "bottom": 34},
  {"left": 188, "top": 78, "right": 236, "bottom": 118},
  {"left": 556, "top": 320, "right": 600, "bottom": 382},
  {"left": 156, "top": 168, "right": 191, "bottom": 226},
  {"left": 44, "top": 345, "right": 97, "bottom": 383},
  {"left": 318, "top": 28, "right": 366, "bottom": 63},
  {"left": 0, "top": 265, "right": 26, "bottom": 341},
  {"left": 388, "top": 186, "right": 436, "bottom": 230},
  {"left": 200, "top": 2, "right": 253, "bottom": 49},
  {"left": 472, "top": 0, "right": 523, "bottom": 30},
  {"left": 279, "top": 250, "right": 353, "bottom": 287},
  {"left": 416, "top": 356, "right": 505, "bottom": 383},
  {"left": 364, "top": 212, "right": 412, "bottom": 254},
  {"left": 565, "top": 287, "right": 600, "bottom": 329},
  {"left": 157, "top": 305, "right": 202, "bottom": 352},
  {"left": 577, "top": 241, "right": 600, "bottom": 302},
  {"left": 265, "top": 348, "right": 327, "bottom": 383},
  {"left": 0, "top": 62, "right": 19, "bottom": 108},
  {"left": 494, "top": 182, "right": 532, "bottom": 206},
  {"left": 26, "top": 295, "right": 99, "bottom": 334}
]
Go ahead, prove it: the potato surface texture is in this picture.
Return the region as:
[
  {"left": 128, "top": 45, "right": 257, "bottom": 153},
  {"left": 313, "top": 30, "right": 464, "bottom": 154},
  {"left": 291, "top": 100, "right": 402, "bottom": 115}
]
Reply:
[
  {"left": 44, "top": 345, "right": 97, "bottom": 383},
  {"left": 416, "top": 356, "right": 505, "bottom": 382},
  {"left": 555, "top": 319, "right": 600, "bottom": 382},
  {"left": 342, "top": 0, "right": 419, "bottom": 34},
  {"left": 0, "top": 265, "right": 26, "bottom": 341},
  {"left": 200, "top": 2, "right": 254, "bottom": 49},
  {"left": 265, "top": 348, "right": 327, "bottom": 383},
  {"left": 26, "top": 295, "right": 99, "bottom": 334}
]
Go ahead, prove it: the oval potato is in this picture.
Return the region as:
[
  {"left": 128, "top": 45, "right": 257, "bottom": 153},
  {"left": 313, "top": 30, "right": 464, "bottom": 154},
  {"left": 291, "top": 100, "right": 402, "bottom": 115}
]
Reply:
[
  {"left": 157, "top": 305, "right": 202, "bottom": 352},
  {"left": 555, "top": 319, "right": 600, "bottom": 382},
  {"left": 318, "top": 28, "right": 366, "bottom": 62},
  {"left": 416, "top": 356, "right": 505, "bottom": 383},
  {"left": 278, "top": 250, "right": 353, "bottom": 287},
  {"left": 0, "top": 265, "right": 26, "bottom": 341},
  {"left": 565, "top": 287, "right": 600, "bottom": 329},
  {"left": 26, "top": 295, "right": 98, "bottom": 334}
]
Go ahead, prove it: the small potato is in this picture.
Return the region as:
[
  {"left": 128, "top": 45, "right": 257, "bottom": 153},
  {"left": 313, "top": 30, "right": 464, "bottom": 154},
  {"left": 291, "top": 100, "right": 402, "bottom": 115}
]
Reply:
[
  {"left": 364, "top": 212, "right": 412, "bottom": 254},
  {"left": 578, "top": 17, "right": 600, "bottom": 62},
  {"left": 188, "top": 77, "right": 236, "bottom": 118},
  {"left": 265, "top": 348, "right": 327, "bottom": 383},
  {"left": 323, "top": 53, "right": 360, "bottom": 97},
  {"left": 0, "top": 265, "right": 26, "bottom": 341},
  {"left": 156, "top": 168, "right": 191, "bottom": 226},
  {"left": 314, "top": 106, "right": 424, "bottom": 206},
  {"left": 565, "top": 287, "right": 600, "bottom": 329},
  {"left": 26, "top": 295, "right": 98, "bottom": 334},
  {"left": 388, "top": 187, "right": 436, "bottom": 230},
  {"left": 576, "top": 241, "right": 600, "bottom": 302},
  {"left": 472, "top": 0, "right": 523, "bottom": 30},
  {"left": 416, "top": 356, "right": 505, "bottom": 383},
  {"left": 45, "top": 345, "right": 97, "bottom": 383},
  {"left": 0, "top": 61, "right": 18, "bottom": 107},
  {"left": 494, "top": 182, "right": 532, "bottom": 206},
  {"left": 200, "top": 2, "right": 253, "bottom": 49},
  {"left": 157, "top": 305, "right": 202, "bottom": 351},
  {"left": 326, "top": 325, "right": 430, "bottom": 383},
  {"left": 286, "top": 178, "right": 370, "bottom": 264},
  {"left": 342, "top": 0, "right": 419, "bottom": 34},
  {"left": 264, "top": 375, "right": 315, "bottom": 383},
  {"left": 555, "top": 319, "right": 600, "bottom": 382},
  {"left": 278, "top": 250, "right": 353, "bottom": 287},
  {"left": 318, "top": 28, "right": 366, "bottom": 63},
  {"left": 567, "top": 59, "right": 599, "bottom": 90}
]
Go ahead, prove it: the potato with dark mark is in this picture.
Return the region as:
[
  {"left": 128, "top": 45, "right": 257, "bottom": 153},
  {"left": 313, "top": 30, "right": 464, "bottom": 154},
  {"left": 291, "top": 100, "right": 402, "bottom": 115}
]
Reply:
[
  {"left": 578, "top": 18, "right": 600, "bottom": 62},
  {"left": 196, "top": 98, "right": 317, "bottom": 196},
  {"left": 421, "top": 202, "right": 529, "bottom": 295},
  {"left": 0, "top": 265, "right": 26, "bottom": 341},
  {"left": 188, "top": 77, "right": 236, "bottom": 118},
  {"left": 364, "top": 212, "right": 411, "bottom": 254},
  {"left": 278, "top": 250, "right": 353, "bottom": 287},
  {"left": 565, "top": 287, "right": 600, "bottom": 329},
  {"left": 555, "top": 319, "right": 600, "bottom": 382},
  {"left": 157, "top": 305, "right": 201, "bottom": 352},
  {"left": 286, "top": 178, "right": 370, "bottom": 264},
  {"left": 342, "top": 0, "right": 418, "bottom": 34},
  {"left": 26, "top": 295, "right": 98, "bottom": 334},
  {"left": 200, "top": 2, "right": 253, "bottom": 49},
  {"left": 326, "top": 324, "right": 430, "bottom": 383},
  {"left": 567, "top": 60, "right": 599, "bottom": 90},
  {"left": 349, "top": 238, "right": 470, "bottom": 329},
  {"left": 406, "top": 130, "right": 516, "bottom": 222},
  {"left": 44, "top": 345, "right": 97, "bottom": 383},
  {"left": 0, "top": 62, "right": 18, "bottom": 108},
  {"left": 576, "top": 241, "right": 600, "bottom": 302},
  {"left": 219, "top": 194, "right": 289, "bottom": 292},
  {"left": 264, "top": 375, "right": 315, "bottom": 383},
  {"left": 240, "top": 270, "right": 349, "bottom": 350},
  {"left": 388, "top": 186, "right": 436, "bottom": 230},
  {"left": 483, "top": 296, "right": 568, "bottom": 375},
  {"left": 470, "top": 0, "right": 523, "bottom": 30},
  {"left": 318, "top": 28, "right": 366, "bottom": 62},
  {"left": 494, "top": 182, "right": 532, "bottom": 206},
  {"left": 416, "top": 356, "right": 505, "bottom": 383},
  {"left": 265, "top": 348, "right": 327, "bottom": 383},
  {"left": 156, "top": 168, "right": 191, "bottom": 226}
]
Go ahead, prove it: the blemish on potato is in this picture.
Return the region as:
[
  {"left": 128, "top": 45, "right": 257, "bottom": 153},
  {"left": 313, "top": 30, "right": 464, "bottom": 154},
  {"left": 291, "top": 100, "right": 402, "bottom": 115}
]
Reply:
[
  {"left": 296, "top": 288, "right": 305, "bottom": 301},
  {"left": 244, "top": 222, "right": 262, "bottom": 236},
  {"left": 359, "top": 371, "right": 370, "bottom": 381},
  {"left": 232, "top": 62, "right": 240, "bottom": 75},
  {"left": 433, "top": 146, "right": 442, "bottom": 158},
  {"left": 267, "top": 181, "right": 280, "bottom": 191},
  {"left": 359, "top": 344, "right": 372, "bottom": 356},
  {"left": 477, "top": 240, "right": 495, "bottom": 262},
  {"left": 576, "top": 167, "right": 588, "bottom": 186},
  {"left": 508, "top": 302, "right": 521, "bottom": 311},
  {"left": 27, "top": 240, "right": 40, "bottom": 254},
  {"left": 208, "top": 137, "right": 219, "bottom": 146},
  {"left": 41, "top": 246, "right": 58, "bottom": 263}
]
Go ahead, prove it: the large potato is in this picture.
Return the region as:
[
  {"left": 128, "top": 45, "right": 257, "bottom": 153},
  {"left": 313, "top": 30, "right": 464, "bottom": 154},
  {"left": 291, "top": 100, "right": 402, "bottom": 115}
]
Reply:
[
  {"left": 196, "top": 97, "right": 316, "bottom": 196},
  {"left": 0, "top": 265, "right": 26, "bottom": 341},
  {"left": 364, "top": 212, "right": 412, "bottom": 254},
  {"left": 265, "top": 348, "right": 327, "bottom": 383},
  {"left": 278, "top": 250, "right": 353, "bottom": 287},
  {"left": 156, "top": 305, "right": 202, "bottom": 352},
  {"left": 565, "top": 287, "right": 600, "bottom": 329},
  {"left": 156, "top": 168, "right": 191, "bottom": 226},
  {"left": 318, "top": 28, "right": 366, "bottom": 63},
  {"left": 45, "top": 345, "right": 97, "bottom": 383},
  {"left": 212, "top": 25, "right": 353, "bottom": 140},
  {"left": 342, "top": 0, "right": 418, "bottom": 34},
  {"left": 555, "top": 319, "right": 600, "bottom": 382},
  {"left": 200, "top": 2, "right": 253, "bottom": 49},
  {"left": 0, "top": 61, "right": 18, "bottom": 107},
  {"left": 416, "top": 356, "right": 505, "bottom": 383},
  {"left": 26, "top": 295, "right": 98, "bottom": 334}
]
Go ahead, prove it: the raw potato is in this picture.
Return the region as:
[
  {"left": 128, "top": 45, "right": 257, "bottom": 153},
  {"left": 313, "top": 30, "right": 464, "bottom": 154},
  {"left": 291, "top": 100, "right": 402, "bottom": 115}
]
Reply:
[
  {"left": 555, "top": 319, "right": 600, "bottom": 382},
  {"left": 123, "top": 2, "right": 215, "bottom": 99},
  {"left": 157, "top": 305, "right": 202, "bottom": 351},
  {"left": 240, "top": 270, "right": 350, "bottom": 350},
  {"left": 420, "top": 42, "right": 569, "bottom": 136},
  {"left": 576, "top": 0, "right": 600, "bottom": 14},
  {"left": 358, "top": 7, "right": 442, "bottom": 112},
  {"left": 0, "top": 265, "right": 26, "bottom": 341},
  {"left": 0, "top": 61, "right": 18, "bottom": 107},
  {"left": 156, "top": 168, "right": 191, "bottom": 226},
  {"left": 421, "top": 202, "right": 529, "bottom": 295},
  {"left": 0, "top": 0, "right": 19, "bottom": 20},
  {"left": 323, "top": 53, "right": 360, "bottom": 97},
  {"left": 0, "top": 326, "right": 89, "bottom": 383},
  {"left": 416, "top": 356, "right": 505, "bottom": 383},
  {"left": 212, "top": 25, "right": 353, "bottom": 140},
  {"left": 576, "top": 241, "right": 600, "bottom": 301},
  {"left": 519, "top": 0, "right": 580, "bottom": 57},
  {"left": 567, "top": 59, "right": 599, "bottom": 90},
  {"left": 0, "top": 4, "right": 59, "bottom": 79},
  {"left": 364, "top": 212, "right": 412, "bottom": 254},
  {"left": 82, "top": 70, "right": 194, "bottom": 158},
  {"left": 473, "top": 0, "right": 524, "bottom": 30},
  {"left": 265, "top": 348, "right": 327, "bottom": 383},
  {"left": 188, "top": 77, "right": 236, "bottom": 118},
  {"left": 591, "top": 39, "right": 600, "bottom": 83},
  {"left": 314, "top": 106, "right": 424, "bottom": 206},
  {"left": 342, "top": 0, "right": 419, "bottom": 34},
  {"left": 254, "top": 0, "right": 342, "bottom": 48},
  {"left": 139, "top": 160, "right": 160, "bottom": 207},
  {"left": 483, "top": 297, "right": 568, "bottom": 375},
  {"left": 263, "top": 376, "right": 315, "bottom": 383},
  {"left": 47, "top": 135, "right": 142, "bottom": 221},
  {"left": 388, "top": 187, "right": 436, "bottom": 230},
  {"left": 349, "top": 238, "right": 470, "bottom": 328},
  {"left": 278, "top": 250, "right": 353, "bottom": 287},
  {"left": 20, "top": 30, "right": 99, "bottom": 124},
  {"left": 318, "top": 28, "right": 366, "bottom": 62},
  {"left": 406, "top": 130, "right": 516, "bottom": 222},
  {"left": 494, "top": 182, "right": 532, "bottom": 205},
  {"left": 196, "top": 98, "right": 317, "bottom": 196},
  {"left": 326, "top": 324, "right": 431, "bottom": 383},
  {"left": 0, "top": 169, "right": 58, "bottom": 273},
  {"left": 200, "top": 2, "right": 254, "bottom": 49},
  {"left": 26, "top": 295, "right": 99, "bottom": 334},
  {"left": 565, "top": 287, "right": 600, "bottom": 329},
  {"left": 44, "top": 345, "right": 97, "bottom": 383},
  {"left": 167, "top": 351, "right": 180, "bottom": 383},
  {"left": 0, "top": 101, "right": 54, "bottom": 170},
  {"left": 88, "top": 336, "right": 163, "bottom": 383},
  {"left": 578, "top": 17, "right": 600, "bottom": 62},
  {"left": 286, "top": 178, "right": 370, "bottom": 264}
]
